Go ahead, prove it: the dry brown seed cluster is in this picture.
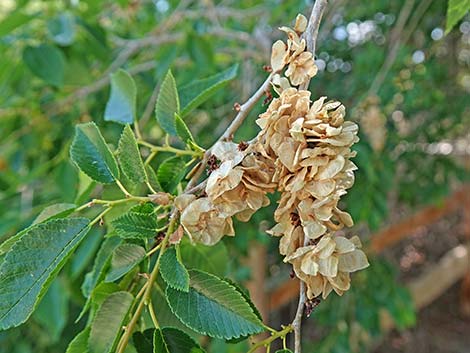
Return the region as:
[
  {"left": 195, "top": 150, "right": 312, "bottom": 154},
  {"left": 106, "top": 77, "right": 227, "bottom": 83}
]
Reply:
[
  {"left": 256, "top": 88, "right": 368, "bottom": 299},
  {"left": 177, "top": 141, "right": 276, "bottom": 245},
  {"left": 178, "top": 14, "right": 369, "bottom": 299},
  {"left": 271, "top": 14, "right": 318, "bottom": 86}
]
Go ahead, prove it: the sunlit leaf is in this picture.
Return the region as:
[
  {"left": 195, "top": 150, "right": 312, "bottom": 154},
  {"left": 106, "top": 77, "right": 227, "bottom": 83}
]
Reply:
[
  {"left": 166, "top": 269, "right": 264, "bottom": 339},
  {"left": 105, "top": 70, "right": 137, "bottom": 124},
  {"left": 117, "top": 125, "right": 147, "bottom": 184},
  {"left": 155, "top": 70, "right": 179, "bottom": 135},
  {"left": 160, "top": 247, "right": 189, "bottom": 292},
  {"left": 0, "top": 218, "right": 90, "bottom": 329},
  {"left": 70, "top": 122, "right": 120, "bottom": 184}
]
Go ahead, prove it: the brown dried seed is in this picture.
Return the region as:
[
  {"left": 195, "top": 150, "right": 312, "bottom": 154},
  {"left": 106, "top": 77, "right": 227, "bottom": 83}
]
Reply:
[
  {"left": 305, "top": 297, "right": 321, "bottom": 317},
  {"left": 207, "top": 155, "right": 220, "bottom": 175},
  {"left": 290, "top": 212, "right": 301, "bottom": 227},
  {"left": 263, "top": 65, "right": 273, "bottom": 72},
  {"left": 238, "top": 141, "right": 249, "bottom": 151}
]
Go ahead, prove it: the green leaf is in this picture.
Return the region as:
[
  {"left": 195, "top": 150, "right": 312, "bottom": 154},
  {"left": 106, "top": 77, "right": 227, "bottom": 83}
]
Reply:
[
  {"left": 75, "top": 171, "right": 96, "bottom": 205},
  {"left": 446, "top": 0, "right": 470, "bottom": 33},
  {"left": 180, "top": 240, "right": 228, "bottom": 277},
  {"left": 117, "top": 125, "right": 147, "bottom": 184},
  {"left": 0, "top": 11, "right": 32, "bottom": 37},
  {"left": 112, "top": 211, "right": 158, "bottom": 239},
  {"left": 0, "top": 227, "right": 30, "bottom": 258},
  {"left": 275, "top": 350, "right": 293, "bottom": 353},
  {"left": 223, "top": 279, "right": 262, "bottom": 322},
  {"left": 166, "top": 269, "right": 264, "bottom": 339},
  {"left": 88, "top": 291, "right": 134, "bottom": 353},
  {"left": 179, "top": 65, "right": 238, "bottom": 117},
  {"left": 91, "top": 282, "right": 121, "bottom": 308},
  {"left": 81, "top": 236, "right": 122, "bottom": 298},
  {"left": 160, "top": 247, "right": 189, "bottom": 292},
  {"left": 23, "top": 44, "right": 65, "bottom": 87},
  {"left": 105, "top": 70, "right": 137, "bottom": 124},
  {"left": 48, "top": 12, "right": 76, "bottom": 46},
  {"left": 157, "top": 156, "right": 186, "bottom": 193},
  {"left": 32, "top": 203, "right": 76, "bottom": 225},
  {"left": 151, "top": 286, "right": 199, "bottom": 339},
  {"left": 145, "top": 165, "right": 162, "bottom": 192},
  {"left": 133, "top": 329, "right": 154, "bottom": 353},
  {"left": 155, "top": 70, "right": 179, "bottom": 135},
  {"left": 70, "top": 228, "right": 102, "bottom": 279},
  {"left": 174, "top": 113, "right": 194, "bottom": 143},
  {"left": 33, "top": 279, "right": 68, "bottom": 342},
  {"left": 154, "top": 327, "right": 205, "bottom": 353},
  {"left": 70, "top": 122, "right": 120, "bottom": 184},
  {"left": 105, "top": 243, "right": 146, "bottom": 282},
  {"left": 0, "top": 217, "right": 90, "bottom": 329},
  {"left": 66, "top": 328, "right": 90, "bottom": 353}
]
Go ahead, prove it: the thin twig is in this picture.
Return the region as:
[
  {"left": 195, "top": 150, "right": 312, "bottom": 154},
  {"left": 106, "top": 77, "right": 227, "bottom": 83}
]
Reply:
[
  {"left": 184, "top": 72, "right": 274, "bottom": 191},
  {"left": 292, "top": 2, "right": 329, "bottom": 352},
  {"left": 299, "top": 0, "right": 328, "bottom": 91}
]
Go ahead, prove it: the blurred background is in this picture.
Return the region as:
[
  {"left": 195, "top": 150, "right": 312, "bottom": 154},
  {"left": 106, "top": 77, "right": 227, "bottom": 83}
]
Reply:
[{"left": 0, "top": 0, "right": 469, "bottom": 352}]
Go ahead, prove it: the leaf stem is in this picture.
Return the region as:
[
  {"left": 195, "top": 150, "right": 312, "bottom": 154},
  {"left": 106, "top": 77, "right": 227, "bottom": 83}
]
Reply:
[
  {"left": 75, "top": 196, "right": 150, "bottom": 213},
  {"left": 116, "top": 179, "right": 132, "bottom": 197},
  {"left": 137, "top": 139, "right": 203, "bottom": 157},
  {"left": 89, "top": 208, "right": 112, "bottom": 226},
  {"left": 116, "top": 214, "right": 178, "bottom": 353},
  {"left": 148, "top": 300, "right": 160, "bottom": 328},
  {"left": 146, "top": 243, "right": 162, "bottom": 257},
  {"left": 246, "top": 325, "right": 293, "bottom": 353}
]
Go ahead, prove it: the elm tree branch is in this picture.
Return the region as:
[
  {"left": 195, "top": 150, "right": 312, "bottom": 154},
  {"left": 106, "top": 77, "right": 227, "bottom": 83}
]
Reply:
[{"left": 292, "top": 1, "right": 329, "bottom": 353}]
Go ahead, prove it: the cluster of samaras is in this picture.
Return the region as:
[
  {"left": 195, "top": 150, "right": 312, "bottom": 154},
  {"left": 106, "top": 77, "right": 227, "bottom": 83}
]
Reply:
[{"left": 176, "top": 15, "right": 369, "bottom": 299}]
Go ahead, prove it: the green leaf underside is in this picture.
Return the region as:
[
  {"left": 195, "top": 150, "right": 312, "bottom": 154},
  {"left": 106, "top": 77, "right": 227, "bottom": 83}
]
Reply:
[
  {"left": 66, "top": 328, "right": 91, "bottom": 353},
  {"left": 117, "top": 125, "right": 147, "bottom": 184},
  {"left": 166, "top": 269, "right": 264, "bottom": 339},
  {"left": 160, "top": 247, "right": 190, "bottom": 292},
  {"left": 179, "top": 64, "right": 238, "bottom": 117},
  {"left": 105, "top": 243, "right": 146, "bottom": 282},
  {"left": 154, "top": 327, "right": 205, "bottom": 353},
  {"left": 32, "top": 203, "right": 77, "bottom": 225},
  {"left": 112, "top": 212, "right": 158, "bottom": 239},
  {"left": 155, "top": 70, "right": 180, "bottom": 135},
  {"left": 157, "top": 157, "right": 187, "bottom": 193},
  {"left": 89, "top": 291, "right": 134, "bottom": 353},
  {"left": 70, "top": 122, "right": 120, "bottom": 184},
  {"left": 446, "top": 0, "right": 470, "bottom": 33},
  {"left": 34, "top": 279, "right": 68, "bottom": 342},
  {"left": 0, "top": 217, "right": 90, "bottom": 329},
  {"left": 77, "top": 237, "right": 122, "bottom": 322},
  {"left": 174, "top": 113, "right": 194, "bottom": 143},
  {"left": 145, "top": 165, "right": 162, "bottom": 191},
  {"left": 179, "top": 241, "right": 228, "bottom": 277},
  {"left": 23, "top": 44, "right": 65, "bottom": 86},
  {"left": 82, "top": 236, "right": 122, "bottom": 298},
  {"left": 105, "top": 69, "right": 137, "bottom": 124}
]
